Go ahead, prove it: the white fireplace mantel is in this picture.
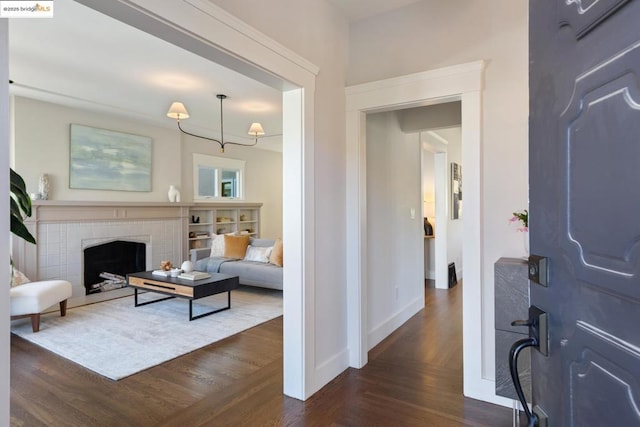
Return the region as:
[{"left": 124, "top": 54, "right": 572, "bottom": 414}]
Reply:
[{"left": 11, "top": 201, "right": 192, "bottom": 305}]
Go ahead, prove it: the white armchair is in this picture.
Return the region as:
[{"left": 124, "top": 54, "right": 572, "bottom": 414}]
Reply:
[{"left": 10, "top": 280, "right": 72, "bottom": 332}]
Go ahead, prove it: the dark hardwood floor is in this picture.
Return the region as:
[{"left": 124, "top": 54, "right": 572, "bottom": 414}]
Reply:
[{"left": 11, "top": 281, "right": 512, "bottom": 426}]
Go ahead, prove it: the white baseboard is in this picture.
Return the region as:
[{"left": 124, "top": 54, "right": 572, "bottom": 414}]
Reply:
[
  {"left": 312, "top": 347, "right": 350, "bottom": 396},
  {"left": 464, "top": 378, "right": 514, "bottom": 408},
  {"left": 368, "top": 296, "right": 423, "bottom": 350}
]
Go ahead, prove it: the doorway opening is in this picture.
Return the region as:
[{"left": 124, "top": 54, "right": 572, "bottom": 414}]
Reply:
[
  {"left": 346, "top": 61, "right": 497, "bottom": 404},
  {"left": 48, "top": 0, "right": 316, "bottom": 400}
]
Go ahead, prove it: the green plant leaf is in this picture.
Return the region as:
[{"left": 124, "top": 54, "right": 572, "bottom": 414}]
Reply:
[
  {"left": 9, "top": 168, "right": 36, "bottom": 245},
  {"left": 10, "top": 214, "right": 36, "bottom": 244},
  {"left": 10, "top": 168, "right": 31, "bottom": 217}
]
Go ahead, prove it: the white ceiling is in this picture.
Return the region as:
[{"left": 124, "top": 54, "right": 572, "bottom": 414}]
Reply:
[
  {"left": 9, "top": 0, "right": 284, "bottom": 151},
  {"left": 328, "top": 0, "right": 423, "bottom": 22},
  {"left": 8, "top": 0, "right": 422, "bottom": 153}
]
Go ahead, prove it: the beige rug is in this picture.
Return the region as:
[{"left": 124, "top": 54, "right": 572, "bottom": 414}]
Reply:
[{"left": 11, "top": 286, "right": 282, "bottom": 380}]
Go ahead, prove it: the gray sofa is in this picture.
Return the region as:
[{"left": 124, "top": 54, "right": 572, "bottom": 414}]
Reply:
[{"left": 190, "top": 238, "right": 282, "bottom": 290}]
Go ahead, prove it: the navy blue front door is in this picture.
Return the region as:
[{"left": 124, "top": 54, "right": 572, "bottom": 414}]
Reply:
[{"left": 529, "top": 0, "right": 640, "bottom": 425}]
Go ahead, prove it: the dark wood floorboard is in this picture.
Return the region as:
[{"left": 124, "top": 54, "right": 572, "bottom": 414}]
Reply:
[{"left": 11, "top": 281, "right": 512, "bottom": 426}]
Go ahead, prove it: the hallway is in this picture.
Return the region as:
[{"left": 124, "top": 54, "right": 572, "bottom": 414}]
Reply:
[
  {"left": 298, "top": 281, "right": 512, "bottom": 426},
  {"left": 11, "top": 282, "right": 512, "bottom": 426}
]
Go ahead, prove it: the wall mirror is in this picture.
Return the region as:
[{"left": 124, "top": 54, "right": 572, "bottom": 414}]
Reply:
[{"left": 193, "top": 153, "right": 245, "bottom": 200}]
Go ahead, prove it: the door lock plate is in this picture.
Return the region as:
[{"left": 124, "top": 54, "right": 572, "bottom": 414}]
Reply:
[
  {"left": 528, "top": 255, "right": 548, "bottom": 287},
  {"left": 528, "top": 306, "right": 549, "bottom": 357}
]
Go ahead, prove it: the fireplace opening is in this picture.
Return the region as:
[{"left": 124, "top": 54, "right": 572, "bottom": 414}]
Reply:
[{"left": 83, "top": 240, "right": 146, "bottom": 295}]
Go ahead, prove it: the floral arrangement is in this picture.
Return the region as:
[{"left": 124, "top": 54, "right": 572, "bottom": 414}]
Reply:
[{"left": 510, "top": 209, "right": 528, "bottom": 232}]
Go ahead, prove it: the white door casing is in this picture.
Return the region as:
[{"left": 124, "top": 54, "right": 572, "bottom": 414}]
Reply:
[{"left": 345, "top": 61, "right": 510, "bottom": 405}]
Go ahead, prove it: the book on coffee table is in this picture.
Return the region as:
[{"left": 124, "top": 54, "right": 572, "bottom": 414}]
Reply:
[
  {"left": 178, "top": 271, "right": 211, "bottom": 281},
  {"left": 152, "top": 270, "right": 172, "bottom": 277}
]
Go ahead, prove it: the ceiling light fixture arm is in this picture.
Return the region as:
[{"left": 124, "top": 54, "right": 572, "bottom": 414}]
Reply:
[
  {"left": 176, "top": 119, "right": 223, "bottom": 148},
  {"left": 168, "top": 93, "right": 263, "bottom": 154}
]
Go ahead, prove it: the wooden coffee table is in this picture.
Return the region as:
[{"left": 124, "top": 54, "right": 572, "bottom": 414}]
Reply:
[{"left": 126, "top": 271, "right": 239, "bottom": 321}]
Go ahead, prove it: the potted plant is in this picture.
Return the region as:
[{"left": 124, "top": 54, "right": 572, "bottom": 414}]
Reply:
[
  {"left": 510, "top": 209, "right": 528, "bottom": 232},
  {"left": 510, "top": 209, "right": 528, "bottom": 256}
]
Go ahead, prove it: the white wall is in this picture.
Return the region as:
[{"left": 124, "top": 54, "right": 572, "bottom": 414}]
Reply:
[
  {"left": 400, "top": 102, "right": 462, "bottom": 133},
  {"left": 0, "top": 20, "right": 10, "bottom": 427},
  {"left": 12, "top": 96, "right": 283, "bottom": 238},
  {"left": 422, "top": 149, "right": 436, "bottom": 278},
  {"left": 348, "top": 0, "right": 529, "bottom": 384},
  {"left": 209, "top": 0, "right": 350, "bottom": 386},
  {"left": 366, "top": 111, "right": 424, "bottom": 348},
  {"left": 13, "top": 96, "right": 181, "bottom": 201}
]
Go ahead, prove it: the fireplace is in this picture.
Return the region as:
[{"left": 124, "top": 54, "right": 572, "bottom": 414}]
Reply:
[{"left": 83, "top": 240, "right": 146, "bottom": 295}]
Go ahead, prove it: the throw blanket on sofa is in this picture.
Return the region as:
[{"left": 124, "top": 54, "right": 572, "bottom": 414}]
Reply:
[{"left": 194, "top": 256, "right": 237, "bottom": 273}]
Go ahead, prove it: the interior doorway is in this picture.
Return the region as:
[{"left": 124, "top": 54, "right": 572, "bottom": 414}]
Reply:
[
  {"left": 346, "top": 61, "right": 495, "bottom": 404},
  {"left": 57, "top": 0, "right": 317, "bottom": 400}
]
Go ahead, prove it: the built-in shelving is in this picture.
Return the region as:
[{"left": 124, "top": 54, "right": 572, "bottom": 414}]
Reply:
[{"left": 187, "top": 203, "right": 261, "bottom": 250}]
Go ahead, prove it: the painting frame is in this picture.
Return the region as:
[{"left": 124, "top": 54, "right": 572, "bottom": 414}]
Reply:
[
  {"left": 69, "top": 124, "right": 152, "bottom": 192},
  {"left": 451, "top": 162, "right": 462, "bottom": 220}
]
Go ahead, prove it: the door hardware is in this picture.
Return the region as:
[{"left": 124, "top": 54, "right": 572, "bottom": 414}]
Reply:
[
  {"left": 528, "top": 255, "right": 548, "bottom": 287},
  {"left": 533, "top": 405, "right": 549, "bottom": 427},
  {"left": 509, "top": 306, "right": 549, "bottom": 427}
]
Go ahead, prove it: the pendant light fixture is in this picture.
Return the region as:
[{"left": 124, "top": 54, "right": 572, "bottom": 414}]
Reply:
[{"left": 167, "top": 94, "right": 265, "bottom": 153}]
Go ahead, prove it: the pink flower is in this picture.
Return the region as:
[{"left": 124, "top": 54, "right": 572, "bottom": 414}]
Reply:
[{"left": 517, "top": 227, "right": 529, "bottom": 232}]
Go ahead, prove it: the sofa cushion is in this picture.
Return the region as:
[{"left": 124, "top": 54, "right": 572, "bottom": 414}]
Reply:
[
  {"left": 219, "top": 261, "right": 283, "bottom": 289},
  {"left": 210, "top": 234, "right": 226, "bottom": 257},
  {"left": 244, "top": 245, "right": 272, "bottom": 263},
  {"left": 269, "top": 238, "right": 283, "bottom": 267},
  {"left": 224, "top": 234, "right": 250, "bottom": 259},
  {"left": 249, "top": 238, "right": 276, "bottom": 248}
]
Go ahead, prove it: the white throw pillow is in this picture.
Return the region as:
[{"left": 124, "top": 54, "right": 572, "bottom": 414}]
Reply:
[
  {"left": 209, "top": 234, "right": 226, "bottom": 257},
  {"left": 243, "top": 245, "right": 273, "bottom": 263},
  {"left": 11, "top": 267, "right": 31, "bottom": 287}
]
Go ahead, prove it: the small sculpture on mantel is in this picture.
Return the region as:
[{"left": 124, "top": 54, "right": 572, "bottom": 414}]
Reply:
[
  {"left": 38, "top": 173, "right": 50, "bottom": 200},
  {"left": 167, "top": 185, "right": 181, "bottom": 202}
]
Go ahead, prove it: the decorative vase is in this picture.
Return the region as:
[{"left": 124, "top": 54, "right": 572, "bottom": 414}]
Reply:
[
  {"left": 38, "top": 173, "right": 50, "bottom": 200},
  {"left": 424, "top": 217, "right": 434, "bottom": 236},
  {"left": 181, "top": 260, "right": 194, "bottom": 273},
  {"left": 522, "top": 230, "right": 529, "bottom": 258},
  {"left": 168, "top": 185, "right": 180, "bottom": 202}
]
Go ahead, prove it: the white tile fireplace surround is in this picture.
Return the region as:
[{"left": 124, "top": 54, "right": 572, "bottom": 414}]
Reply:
[{"left": 13, "top": 202, "right": 190, "bottom": 306}]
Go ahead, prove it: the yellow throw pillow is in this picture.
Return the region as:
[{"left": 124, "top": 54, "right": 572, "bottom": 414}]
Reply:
[
  {"left": 223, "top": 234, "right": 250, "bottom": 259},
  {"left": 269, "top": 238, "right": 283, "bottom": 267}
]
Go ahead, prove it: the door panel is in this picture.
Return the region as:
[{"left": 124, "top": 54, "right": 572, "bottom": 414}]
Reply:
[
  {"left": 560, "top": 0, "right": 631, "bottom": 39},
  {"left": 568, "top": 322, "right": 640, "bottom": 426},
  {"left": 529, "top": 0, "right": 640, "bottom": 425},
  {"left": 561, "top": 42, "right": 640, "bottom": 296}
]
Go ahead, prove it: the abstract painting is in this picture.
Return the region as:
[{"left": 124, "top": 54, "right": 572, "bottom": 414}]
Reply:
[
  {"left": 451, "top": 162, "right": 462, "bottom": 220},
  {"left": 70, "top": 124, "right": 152, "bottom": 192}
]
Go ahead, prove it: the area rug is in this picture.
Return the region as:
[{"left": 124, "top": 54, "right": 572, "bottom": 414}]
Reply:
[{"left": 10, "top": 287, "right": 282, "bottom": 380}]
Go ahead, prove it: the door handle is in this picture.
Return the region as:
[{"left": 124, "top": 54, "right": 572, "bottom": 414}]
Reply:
[
  {"left": 511, "top": 305, "right": 548, "bottom": 357},
  {"left": 509, "top": 306, "right": 549, "bottom": 427},
  {"left": 511, "top": 319, "right": 533, "bottom": 327}
]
